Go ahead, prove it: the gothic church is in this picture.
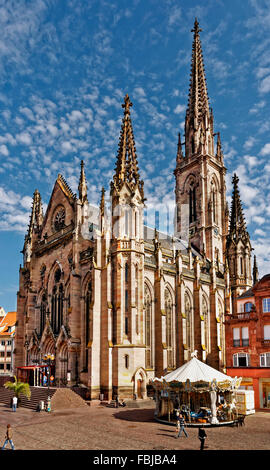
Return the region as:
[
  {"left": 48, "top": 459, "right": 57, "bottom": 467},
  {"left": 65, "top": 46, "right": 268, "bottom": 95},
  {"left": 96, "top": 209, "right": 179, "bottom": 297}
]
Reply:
[{"left": 15, "top": 19, "right": 254, "bottom": 399}]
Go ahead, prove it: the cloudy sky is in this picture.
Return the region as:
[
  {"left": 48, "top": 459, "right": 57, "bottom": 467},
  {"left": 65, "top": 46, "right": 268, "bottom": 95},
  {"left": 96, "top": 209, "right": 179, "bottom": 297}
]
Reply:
[{"left": 0, "top": 0, "right": 270, "bottom": 311}]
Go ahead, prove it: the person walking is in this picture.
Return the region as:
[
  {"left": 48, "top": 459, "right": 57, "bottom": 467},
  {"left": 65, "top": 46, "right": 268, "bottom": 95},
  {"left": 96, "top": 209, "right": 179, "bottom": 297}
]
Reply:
[
  {"left": 176, "top": 413, "right": 188, "bottom": 438},
  {"left": 198, "top": 427, "right": 207, "bottom": 450},
  {"left": 12, "top": 396, "right": 18, "bottom": 412},
  {"left": 1, "top": 424, "right": 15, "bottom": 450}
]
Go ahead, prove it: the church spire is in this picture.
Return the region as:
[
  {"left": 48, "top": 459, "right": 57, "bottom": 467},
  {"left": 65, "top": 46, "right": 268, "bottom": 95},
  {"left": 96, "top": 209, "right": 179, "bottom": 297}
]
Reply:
[
  {"left": 187, "top": 18, "right": 209, "bottom": 126},
  {"left": 176, "top": 132, "right": 183, "bottom": 166},
  {"left": 27, "top": 189, "right": 43, "bottom": 237},
  {"left": 184, "top": 18, "right": 213, "bottom": 158},
  {"left": 78, "top": 160, "right": 88, "bottom": 203},
  {"left": 253, "top": 255, "right": 259, "bottom": 285},
  {"left": 228, "top": 174, "right": 248, "bottom": 238},
  {"left": 111, "top": 94, "right": 143, "bottom": 198}
]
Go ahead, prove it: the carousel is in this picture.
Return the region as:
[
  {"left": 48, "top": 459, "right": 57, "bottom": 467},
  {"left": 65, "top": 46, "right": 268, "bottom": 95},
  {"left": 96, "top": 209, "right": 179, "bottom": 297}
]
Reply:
[{"left": 152, "top": 352, "right": 242, "bottom": 427}]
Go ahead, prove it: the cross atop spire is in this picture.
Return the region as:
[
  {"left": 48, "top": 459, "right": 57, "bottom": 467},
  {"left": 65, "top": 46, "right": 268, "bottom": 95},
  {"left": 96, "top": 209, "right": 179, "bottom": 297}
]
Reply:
[{"left": 112, "top": 94, "right": 144, "bottom": 198}]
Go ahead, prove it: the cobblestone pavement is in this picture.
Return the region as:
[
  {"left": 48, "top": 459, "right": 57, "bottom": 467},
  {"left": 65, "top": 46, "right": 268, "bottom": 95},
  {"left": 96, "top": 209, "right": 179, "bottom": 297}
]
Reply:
[{"left": 0, "top": 402, "right": 269, "bottom": 451}]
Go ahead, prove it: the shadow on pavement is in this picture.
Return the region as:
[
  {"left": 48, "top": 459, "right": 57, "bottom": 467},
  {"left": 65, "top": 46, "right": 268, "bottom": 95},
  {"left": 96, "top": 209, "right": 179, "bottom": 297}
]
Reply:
[{"left": 113, "top": 408, "right": 155, "bottom": 423}]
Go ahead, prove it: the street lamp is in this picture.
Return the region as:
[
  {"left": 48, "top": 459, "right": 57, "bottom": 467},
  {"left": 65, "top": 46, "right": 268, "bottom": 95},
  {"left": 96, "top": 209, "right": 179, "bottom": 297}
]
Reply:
[{"left": 43, "top": 353, "right": 55, "bottom": 395}]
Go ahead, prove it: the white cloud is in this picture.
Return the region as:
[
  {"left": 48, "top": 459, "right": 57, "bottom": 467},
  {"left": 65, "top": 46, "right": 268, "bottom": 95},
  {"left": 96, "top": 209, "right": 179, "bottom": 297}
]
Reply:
[
  {"left": 260, "top": 143, "right": 270, "bottom": 156},
  {"left": 16, "top": 132, "right": 32, "bottom": 145},
  {"left": 174, "top": 104, "right": 185, "bottom": 114},
  {"left": 259, "top": 75, "right": 270, "bottom": 93},
  {"left": 0, "top": 144, "right": 9, "bottom": 156}
]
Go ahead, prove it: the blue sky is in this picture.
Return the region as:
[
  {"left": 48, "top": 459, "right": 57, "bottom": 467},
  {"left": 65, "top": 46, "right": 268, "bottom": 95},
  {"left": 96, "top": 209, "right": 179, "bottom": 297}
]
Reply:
[{"left": 0, "top": 0, "right": 270, "bottom": 312}]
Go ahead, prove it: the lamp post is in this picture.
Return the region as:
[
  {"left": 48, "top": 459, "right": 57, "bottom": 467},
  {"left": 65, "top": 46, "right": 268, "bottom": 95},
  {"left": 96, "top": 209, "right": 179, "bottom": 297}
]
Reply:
[{"left": 43, "top": 353, "right": 55, "bottom": 396}]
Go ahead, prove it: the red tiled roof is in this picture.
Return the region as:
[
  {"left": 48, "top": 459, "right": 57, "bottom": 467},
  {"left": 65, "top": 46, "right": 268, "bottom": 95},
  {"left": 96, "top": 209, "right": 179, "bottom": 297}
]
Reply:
[{"left": 0, "top": 311, "right": 16, "bottom": 336}]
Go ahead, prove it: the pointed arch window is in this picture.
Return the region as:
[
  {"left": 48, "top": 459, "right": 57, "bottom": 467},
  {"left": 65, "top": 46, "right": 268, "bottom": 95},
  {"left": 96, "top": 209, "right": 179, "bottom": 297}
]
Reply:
[
  {"left": 124, "top": 262, "right": 129, "bottom": 336},
  {"left": 165, "top": 288, "right": 174, "bottom": 368},
  {"left": 51, "top": 268, "right": 63, "bottom": 335},
  {"left": 185, "top": 293, "right": 192, "bottom": 351},
  {"left": 145, "top": 284, "right": 152, "bottom": 369},
  {"left": 84, "top": 279, "right": 92, "bottom": 370},
  {"left": 124, "top": 209, "right": 129, "bottom": 237},
  {"left": 39, "top": 294, "right": 47, "bottom": 336},
  {"left": 135, "top": 265, "right": 139, "bottom": 335},
  {"left": 189, "top": 186, "right": 196, "bottom": 223},
  {"left": 211, "top": 180, "right": 218, "bottom": 224},
  {"left": 202, "top": 297, "right": 209, "bottom": 354}
]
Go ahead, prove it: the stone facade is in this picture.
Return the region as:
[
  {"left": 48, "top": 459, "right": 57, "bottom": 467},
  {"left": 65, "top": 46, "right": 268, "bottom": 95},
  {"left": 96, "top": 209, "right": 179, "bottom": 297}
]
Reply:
[{"left": 14, "top": 19, "right": 252, "bottom": 400}]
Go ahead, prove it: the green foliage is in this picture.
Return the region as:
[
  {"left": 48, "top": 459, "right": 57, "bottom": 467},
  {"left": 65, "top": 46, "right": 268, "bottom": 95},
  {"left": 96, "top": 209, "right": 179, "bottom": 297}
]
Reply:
[{"left": 4, "top": 375, "right": 31, "bottom": 400}]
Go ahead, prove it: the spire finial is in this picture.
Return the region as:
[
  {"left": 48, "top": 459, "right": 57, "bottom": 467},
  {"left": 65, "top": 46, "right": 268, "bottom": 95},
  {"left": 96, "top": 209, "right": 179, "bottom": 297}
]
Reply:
[
  {"left": 78, "top": 159, "right": 88, "bottom": 203},
  {"left": 253, "top": 255, "right": 259, "bottom": 285},
  {"left": 100, "top": 187, "right": 105, "bottom": 217},
  {"left": 122, "top": 94, "right": 133, "bottom": 115},
  {"left": 176, "top": 132, "right": 183, "bottom": 164},
  {"left": 191, "top": 18, "right": 202, "bottom": 36}
]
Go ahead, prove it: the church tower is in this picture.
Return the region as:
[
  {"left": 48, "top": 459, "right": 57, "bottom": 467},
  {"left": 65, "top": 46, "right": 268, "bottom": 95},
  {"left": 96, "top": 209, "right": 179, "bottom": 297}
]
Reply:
[
  {"left": 226, "top": 173, "right": 253, "bottom": 313},
  {"left": 175, "top": 19, "right": 227, "bottom": 264},
  {"left": 109, "top": 94, "right": 146, "bottom": 398}
]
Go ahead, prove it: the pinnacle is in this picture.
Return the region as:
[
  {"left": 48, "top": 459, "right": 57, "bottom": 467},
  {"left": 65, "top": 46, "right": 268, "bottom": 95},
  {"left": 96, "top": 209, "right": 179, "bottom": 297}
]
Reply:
[
  {"left": 228, "top": 173, "right": 248, "bottom": 236},
  {"left": 187, "top": 18, "right": 209, "bottom": 121},
  {"left": 112, "top": 94, "right": 143, "bottom": 197}
]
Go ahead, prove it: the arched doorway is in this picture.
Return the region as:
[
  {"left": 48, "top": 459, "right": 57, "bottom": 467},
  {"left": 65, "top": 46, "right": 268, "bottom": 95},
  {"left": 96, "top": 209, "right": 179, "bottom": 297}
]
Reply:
[{"left": 133, "top": 368, "right": 147, "bottom": 399}]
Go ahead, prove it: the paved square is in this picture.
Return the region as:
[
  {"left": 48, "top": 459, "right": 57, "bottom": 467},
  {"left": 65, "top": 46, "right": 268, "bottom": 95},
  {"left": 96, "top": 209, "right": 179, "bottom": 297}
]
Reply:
[{"left": 0, "top": 402, "right": 269, "bottom": 451}]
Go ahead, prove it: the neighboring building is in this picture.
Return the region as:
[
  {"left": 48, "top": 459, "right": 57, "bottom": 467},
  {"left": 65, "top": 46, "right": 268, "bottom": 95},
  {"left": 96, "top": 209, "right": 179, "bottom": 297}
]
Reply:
[
  {"left": 0, "top": 307, "right": 6, "bottom": 321},
  {"left": 0, "top": 311, "right": 16, "bottom": 375},
  {"left": 225, "top": 273, "right": 270, "bottom": 410},
  {"left": 14, "top": 19, "right": 252, "bottom": 400}
]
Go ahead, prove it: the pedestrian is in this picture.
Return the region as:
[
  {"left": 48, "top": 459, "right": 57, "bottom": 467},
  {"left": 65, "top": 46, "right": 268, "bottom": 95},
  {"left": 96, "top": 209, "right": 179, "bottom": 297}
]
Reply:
[
  {"left": 115, "top": 395, "right": 119, "bottom": 408},
  {"left": 12, "top": 396, "right": 18, "bottom": 412},
  {"left": 198, "top": 427, "right": 207, "bottom": 450},
  {"left": 1, "top": 424, "right": 15, "bottom": 450},
  {"left": 176, "top": 413, "right": 188, "bottom": 438}
]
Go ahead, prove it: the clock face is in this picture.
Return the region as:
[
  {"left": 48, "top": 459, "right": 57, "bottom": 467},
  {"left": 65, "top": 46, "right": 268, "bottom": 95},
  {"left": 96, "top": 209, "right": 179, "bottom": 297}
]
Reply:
[{"left": 54, "top": 208, "right": 65, "bottom": 231}]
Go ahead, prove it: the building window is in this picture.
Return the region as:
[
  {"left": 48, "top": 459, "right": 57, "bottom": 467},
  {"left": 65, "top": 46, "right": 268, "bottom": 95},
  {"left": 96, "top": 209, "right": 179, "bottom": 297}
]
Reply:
[
  {"left": 165, "top": 288, "right": 173, "bottom": 368},
  {"left": 1, "top": 341, "right": 5, "bottom": 346},
  {"left": 124, "top": 355, "right": 129, "bottom": 369},
  {"left": 263, "top": 298, "right": 270, "bottom": 313},
  {"left": 124, "top": 262, "right": 129, "bottom": 336},
  {"left": 189, "top": 187, "right": 196, "bottom": 223},
  {"left": 85, "top": 280, "right": 92, "bottom": 370},
  {"left": 233, "top": 328, "right": 240, "bottom": 347},
  {"left": 233, "top": 327, "right": 249, "bottom": 347},
  {"left": 241, "top": 327, "right": 249, "bottom": 347},
  {"left": 233, "top": 353, "right": 250, "bottom": 367},
  {"left": 145, "top": 284, "right": 152, "bottom": 369},
  {"left": 124, "top": 209, "right": 129, "bottom": 237},
  {"left": 185, "top": 293, "right": 192, "bottom": 350},
  {"left": 260, "top": 353, "right": 270, "bottom": 367},
  {"left": 264, "top": 325, "right": 270, "bottom": 341},
  {"left": 245, "top": 302, "right": 253, "bottom": 313}
]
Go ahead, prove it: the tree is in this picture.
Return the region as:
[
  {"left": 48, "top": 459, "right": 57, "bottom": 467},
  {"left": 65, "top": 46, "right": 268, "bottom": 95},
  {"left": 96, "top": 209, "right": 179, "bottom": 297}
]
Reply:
[{"left": 4, "top": 375, "right": 31, "bottom": 403}]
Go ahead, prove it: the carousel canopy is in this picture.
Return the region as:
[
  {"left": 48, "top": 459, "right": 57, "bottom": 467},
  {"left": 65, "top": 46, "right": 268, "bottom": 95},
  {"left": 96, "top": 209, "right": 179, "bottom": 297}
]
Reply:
[{"left": 152, "top": 355, "right": 241, "bottom": 391}]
